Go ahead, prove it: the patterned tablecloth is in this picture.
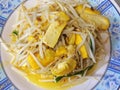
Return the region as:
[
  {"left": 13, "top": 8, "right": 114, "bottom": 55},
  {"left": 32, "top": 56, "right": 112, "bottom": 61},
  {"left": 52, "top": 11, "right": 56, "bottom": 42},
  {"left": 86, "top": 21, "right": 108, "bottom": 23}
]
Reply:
[{"left": 0, "top": 0, "right": 120, "bottom": 90}]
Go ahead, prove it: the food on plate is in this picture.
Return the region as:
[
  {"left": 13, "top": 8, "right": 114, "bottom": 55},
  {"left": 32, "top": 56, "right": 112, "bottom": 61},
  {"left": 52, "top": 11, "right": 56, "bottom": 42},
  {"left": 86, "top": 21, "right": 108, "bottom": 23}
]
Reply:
[{"left": 8, "top": 0, "right": 110, "bottom": 89}]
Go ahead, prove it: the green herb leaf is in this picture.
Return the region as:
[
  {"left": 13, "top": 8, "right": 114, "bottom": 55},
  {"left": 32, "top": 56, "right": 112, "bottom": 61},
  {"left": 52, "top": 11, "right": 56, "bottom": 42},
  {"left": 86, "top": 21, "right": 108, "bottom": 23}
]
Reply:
[
  {"left": 90, "top": 39, "right": 93, "bottom": 52},
  {"left": 12, "top": 30, "right": 18, "bottom": 35},
  {"left": 72, "top": 64, "right": 94, "bottom": 76},
  {"left": 55, "top": 76, "right": 64, "bottom": 82},
  {"left": 54, "top": 64, "right": 94, "bottom": 82}
]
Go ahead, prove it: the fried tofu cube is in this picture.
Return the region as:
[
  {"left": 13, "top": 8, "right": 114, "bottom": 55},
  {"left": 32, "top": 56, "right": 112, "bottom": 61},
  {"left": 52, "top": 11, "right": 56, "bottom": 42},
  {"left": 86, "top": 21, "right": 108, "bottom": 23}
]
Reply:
[
  {"left": 42, "top": 12, "right": 70, "bottom": 48},
  {"left": 67, "top": 34, "right": 76, "bottom": 45},
  {"left": 27, "top": 54, "right": 39, "bottom": 70},
  {"left": 51, "top": 59, "right": 76, "bottom": 76},
  {"left": 56, "top": 46, "right": 67, "bottom": 57},
  {"left": 36, "top": 49, "right": 55, "bottom": 66},
  {"left": 76, "top": 5, "right": 110, "bottom": 30},
  {"left": 75, "top": 34, "right": 88, "bottom": 59},
  {"left": 75, "top": 5, "right": 100, "bottom": 15}
]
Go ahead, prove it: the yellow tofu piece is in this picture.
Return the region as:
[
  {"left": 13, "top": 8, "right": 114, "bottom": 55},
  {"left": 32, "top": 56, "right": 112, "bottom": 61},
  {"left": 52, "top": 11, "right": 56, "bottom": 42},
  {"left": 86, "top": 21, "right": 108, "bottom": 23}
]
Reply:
[
  {"left": 75, "top": 5, "right": 110, "bottom": 30},
  {"left": 75, "top": 34, "right": 88, "bottom": 59},
  {"left": 75, "top": 5, "right": 100, "bottom": 15},
  {"left": 27, "top": 54, "right": 40, "bottom": 70},
  {"left": 57, "top": 12, "right": 70, "bottom": 21},
  {"left": 51, "top": 59, "right": 76, "bottom": 76},
  {"left": 75, "top": 34, "right": 82, "bottom": 45},
  {"left": 43, "top": 12, "right": 70, "bottom": 48},
  {"left": 80, "top": 45, "right": 88, "bottom": 59},
  {"left": 56, "top": 46, "right": 67, "bottom": 57},
  {"left": 36, "top": 49, "right": 55, "bottom": 66},
  {"left": 67, "top": 34, "right": 76, "bottom": 45}
]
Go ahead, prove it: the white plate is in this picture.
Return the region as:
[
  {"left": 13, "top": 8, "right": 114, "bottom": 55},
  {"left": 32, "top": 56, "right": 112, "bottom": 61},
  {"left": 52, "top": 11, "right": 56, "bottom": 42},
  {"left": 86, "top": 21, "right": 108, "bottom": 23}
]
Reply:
[{"left": 0, "top": 0, "right": 120, "bottom": 90}]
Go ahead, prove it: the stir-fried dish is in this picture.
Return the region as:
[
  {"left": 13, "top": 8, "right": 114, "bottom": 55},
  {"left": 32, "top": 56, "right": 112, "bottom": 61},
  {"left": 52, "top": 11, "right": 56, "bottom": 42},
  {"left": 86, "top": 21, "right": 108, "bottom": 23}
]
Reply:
[{"left": 9, "top": 0, "right": 110, "bottom": 87}]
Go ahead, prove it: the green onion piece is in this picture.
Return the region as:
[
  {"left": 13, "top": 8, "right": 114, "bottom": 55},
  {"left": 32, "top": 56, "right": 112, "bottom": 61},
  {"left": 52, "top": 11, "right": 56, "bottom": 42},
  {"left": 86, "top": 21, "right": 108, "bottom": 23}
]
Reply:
[
  {"left": 55, "top": 64, "right": 94, "bottom": 82},
  {"left": 90, "top": 39, "right": 93, "bottom": 52},
  {"left": 55, "top": 76, "right": 64, "bottom": 82},
  {"left": 12, "top": 30, "right": 18, "bottom": 35}
]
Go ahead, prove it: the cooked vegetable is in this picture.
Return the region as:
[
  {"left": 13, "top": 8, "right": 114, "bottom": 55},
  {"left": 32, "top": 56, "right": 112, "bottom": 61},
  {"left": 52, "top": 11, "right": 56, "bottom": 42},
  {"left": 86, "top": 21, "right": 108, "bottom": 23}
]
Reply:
[
  {"left": 27, "top": 54, "right": 40, "bottom": 70},
  {"left": 12, "top": 30, "right": 18, "bottom": 35},
  {"left": 43, "top": 12, "right": 70, "bottom": 48},
  {"left": 55, "top": 46, "right": 67, "bottom": 57},
  {"left": 55, "top": 64, "right": 94, "bottom": 82},
  {"left": 75, "top": 5, "right": 100, "bottom": 15},
  {"left": 88, "top": 31, "right": 95, "bottom": 53},
  {"left": 75, "top": 34, "right": 88, "bottom": 59},
  {"left": 36, "top": 49, "right": 55, "bottom": 66},
  {"left": 67, "top": 33, "right": 76, "bottom": 45},
  {"left": 76, "top": 5, "right": 110, "bottom": 30},
  {"left": 9, "top": 0, "right": 110, "bottom": 86},
  {"left": 51, "top": 59, "right": 76, "bottom": 76}
]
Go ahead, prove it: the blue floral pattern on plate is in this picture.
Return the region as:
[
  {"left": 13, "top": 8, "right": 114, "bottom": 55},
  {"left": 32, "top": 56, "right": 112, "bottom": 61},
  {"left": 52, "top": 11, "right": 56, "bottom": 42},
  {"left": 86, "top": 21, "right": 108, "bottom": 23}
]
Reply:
[{"left": 0, "top": 0, "right": 120, "bottom": 90}]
